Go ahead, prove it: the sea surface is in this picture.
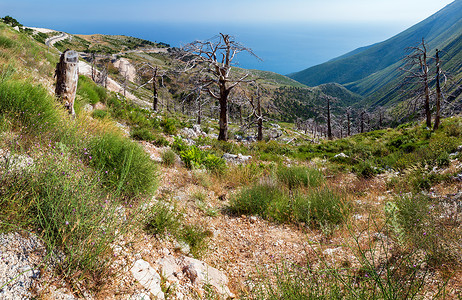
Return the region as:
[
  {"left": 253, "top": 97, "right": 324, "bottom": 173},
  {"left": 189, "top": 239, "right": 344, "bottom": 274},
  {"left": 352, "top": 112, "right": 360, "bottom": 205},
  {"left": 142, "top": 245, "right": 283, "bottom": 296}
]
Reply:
[{"left": 28, "top": 20, "right": 406, "bottom": 75}]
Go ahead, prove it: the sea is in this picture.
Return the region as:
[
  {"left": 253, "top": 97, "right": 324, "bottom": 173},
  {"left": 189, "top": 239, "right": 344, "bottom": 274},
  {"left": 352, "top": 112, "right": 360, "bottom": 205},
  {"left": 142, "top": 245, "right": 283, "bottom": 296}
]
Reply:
[{"left": 27, "top": 20, "right": 407, "bottom": 75}]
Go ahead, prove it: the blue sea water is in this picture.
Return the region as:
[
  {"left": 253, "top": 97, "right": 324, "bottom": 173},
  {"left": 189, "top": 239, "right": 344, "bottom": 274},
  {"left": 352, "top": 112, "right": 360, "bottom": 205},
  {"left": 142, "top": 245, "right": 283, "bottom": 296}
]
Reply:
[{"left": 27, "top": 20, "right": 406, "bottom": 75}]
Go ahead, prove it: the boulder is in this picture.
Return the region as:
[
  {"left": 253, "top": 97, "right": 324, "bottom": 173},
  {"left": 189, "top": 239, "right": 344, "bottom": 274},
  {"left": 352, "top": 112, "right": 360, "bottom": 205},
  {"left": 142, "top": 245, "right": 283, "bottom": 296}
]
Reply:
[
  {"left": 0, "top": 149, "right": 34, "bottom": 173},
  {"left": 130, "top": 259, "right": 164, "bottom": 299},
  {"left": 334, "top": 153, "right": 349, "bottom": 158},
  {"left": 182, "top": 256, "right": 235, "bottom": 298},
  {"left": 222, "top": 153, "right": 252, "bottom": 164}
]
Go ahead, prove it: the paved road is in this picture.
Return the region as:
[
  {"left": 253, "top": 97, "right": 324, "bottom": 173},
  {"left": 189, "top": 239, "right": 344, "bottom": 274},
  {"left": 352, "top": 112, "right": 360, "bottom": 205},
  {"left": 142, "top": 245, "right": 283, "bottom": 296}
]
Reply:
[{"left": 45, "top": 32, "right": 68, "bottom": 48}]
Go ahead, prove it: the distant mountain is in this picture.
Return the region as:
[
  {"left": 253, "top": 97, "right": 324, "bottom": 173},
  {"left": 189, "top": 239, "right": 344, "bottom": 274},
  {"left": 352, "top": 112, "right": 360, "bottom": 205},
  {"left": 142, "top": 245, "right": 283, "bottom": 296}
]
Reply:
[{"left": 289, "top": 0, "right": 462, "bottom": 108}]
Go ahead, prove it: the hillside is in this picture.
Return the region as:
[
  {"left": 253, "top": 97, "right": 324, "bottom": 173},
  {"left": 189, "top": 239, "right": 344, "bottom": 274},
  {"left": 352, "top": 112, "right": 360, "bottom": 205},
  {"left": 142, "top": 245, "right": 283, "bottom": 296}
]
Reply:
[
  {"left": 289, "top": 0, "right": 462, "bottom": 106},
  {"left": 1, "top": 17, "right": 462, "bottom": 300}
]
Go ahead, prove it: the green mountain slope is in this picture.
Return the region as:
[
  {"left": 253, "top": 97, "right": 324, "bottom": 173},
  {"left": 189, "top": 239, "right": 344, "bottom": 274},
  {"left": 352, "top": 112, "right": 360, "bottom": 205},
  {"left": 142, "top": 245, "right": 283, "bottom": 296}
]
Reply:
[{"left": 289, "top": 0, "right": 462, "bottom": 95}]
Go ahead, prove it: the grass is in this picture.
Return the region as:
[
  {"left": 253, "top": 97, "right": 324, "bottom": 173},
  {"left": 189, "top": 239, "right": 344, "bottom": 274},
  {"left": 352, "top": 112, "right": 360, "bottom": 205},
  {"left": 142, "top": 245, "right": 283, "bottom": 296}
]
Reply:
[
  {"left": 0, "top": 146, "right": 134, "bottom": 290},
  {"left": 88, "top": 132, "right": 158, "bottom": 200},
  {"left": 145, "top": 201, "right": 210, "bottom": 258},
  {"left": 229, "top": 178, "right": 348, "bottom": 230},
  {"left": 276, "top": 165, "right": 323, "bottom": 189}
]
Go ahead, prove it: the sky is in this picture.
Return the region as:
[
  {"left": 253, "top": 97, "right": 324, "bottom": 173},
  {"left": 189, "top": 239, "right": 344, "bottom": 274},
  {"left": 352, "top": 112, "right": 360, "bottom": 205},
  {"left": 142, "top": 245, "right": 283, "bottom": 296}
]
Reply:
[
  {"left": 0, "top": 0, "right": 456, "bottom": 74},
  {"left": 1, "top": 0, "right": 454, "bottom": 24}
]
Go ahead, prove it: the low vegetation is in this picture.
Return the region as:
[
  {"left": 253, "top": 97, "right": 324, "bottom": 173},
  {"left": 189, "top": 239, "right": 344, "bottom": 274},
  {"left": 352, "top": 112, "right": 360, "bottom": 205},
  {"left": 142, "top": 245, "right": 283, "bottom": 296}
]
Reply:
[{"left": 0, "top": 18, "right": 461, "bottom": 299}]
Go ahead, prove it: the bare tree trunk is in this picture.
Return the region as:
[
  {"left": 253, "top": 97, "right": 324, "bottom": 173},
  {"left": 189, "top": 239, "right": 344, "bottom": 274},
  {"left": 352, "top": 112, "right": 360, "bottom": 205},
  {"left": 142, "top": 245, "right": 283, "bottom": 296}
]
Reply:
[
  {"left": 55, "top": 50, "right": 79, "bottom": 116},
  {"left": 433, "top": 49, "right": 442, "bottom": 130},
  {"left": 327, "top": 97, "right": 332, "bottom": 140},
  {"left": 152, "top": 67, "right": 159, "bottom": 111},
  {"left": 421, "top": 40, "right": 432, "bottom": 128},
  {"left": 198, "top": 100, "right": 202, "bottom": 125},
  {"left": 360, "top": 111, "right": 365, "bottom": 133},
  {"left": 257, "top": 95, "right": 263, "bottom": 141},
  {"left": 347, "top": 111, "right": 351, "bottom": 136},
  {"left": 218, "top": 86, "right": 230, "bottom": 141}
]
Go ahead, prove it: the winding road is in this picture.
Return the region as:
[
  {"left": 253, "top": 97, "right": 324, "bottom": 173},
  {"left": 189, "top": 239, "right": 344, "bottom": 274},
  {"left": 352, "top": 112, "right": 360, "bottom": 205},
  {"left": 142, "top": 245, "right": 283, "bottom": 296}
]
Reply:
[{"left": 45, "top": 32, "right": 69, "bottom": 49}]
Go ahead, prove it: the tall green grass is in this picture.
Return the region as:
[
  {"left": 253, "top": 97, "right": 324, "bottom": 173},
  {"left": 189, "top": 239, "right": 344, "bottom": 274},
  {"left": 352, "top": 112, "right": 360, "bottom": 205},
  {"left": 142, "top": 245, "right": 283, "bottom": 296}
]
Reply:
[
  {"left": 229, "top": 179, "right": 348, "bottom": 230},
  {"left": 0, "top": 147, "right": 131, "bottom": 288},
  {"left": 88, "top": 132, "right": 158, "bottom": 200},
  {"left": 0, "top": 80, "right": 59, "bottom": 132}
]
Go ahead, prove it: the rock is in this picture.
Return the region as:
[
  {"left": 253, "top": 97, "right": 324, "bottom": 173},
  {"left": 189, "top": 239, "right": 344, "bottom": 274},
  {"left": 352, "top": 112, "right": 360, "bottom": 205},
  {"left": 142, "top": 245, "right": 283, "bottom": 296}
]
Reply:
[
  {"left": 130, "top": 292, "right": 151, "bottom": 300},
  {"left": 83, "top": 104, "right": 94, "bottom": 112},
  {"left": 158, "top": 256, "right": 181, "bottom": 281},
  {"left": 334, "top": 153, "right": 349, "bottom": 158},
  {"left": 174, "top": 240, "right": 190, "bottom": 255},
  {"left": 222, "top": 153, "right": 252, "bottom": 164},
  {"left": 323, "top": 247, "right": 342, "bottom": 255},
  {"left": 181, "top": 128, "right": 197, "bottom": 139},
  {"left": 130, "top": 259, "right": 164, "bottom": 300},
  {"left": 0, "top": 149, "right": 34, "bottom": 173},
  {"left": 181, "top": 256, "right": 235, "bottom": 298}
]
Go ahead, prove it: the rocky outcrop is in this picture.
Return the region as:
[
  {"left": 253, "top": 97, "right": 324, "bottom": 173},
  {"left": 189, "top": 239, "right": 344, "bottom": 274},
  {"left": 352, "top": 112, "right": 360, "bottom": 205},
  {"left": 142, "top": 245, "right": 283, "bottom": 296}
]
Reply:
[
  {"left": 130, "top": 259, "right": 165, "bottom": 300},
  {"left": 157, "top": 255, "right": 234, "bottom": 299}
]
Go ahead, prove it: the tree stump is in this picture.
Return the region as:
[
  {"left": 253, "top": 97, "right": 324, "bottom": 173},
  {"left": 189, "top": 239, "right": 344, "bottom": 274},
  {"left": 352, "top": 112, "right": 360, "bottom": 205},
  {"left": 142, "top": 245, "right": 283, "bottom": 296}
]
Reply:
[{"left": 55, "top": 50, "right": 79, "bottom": 116}]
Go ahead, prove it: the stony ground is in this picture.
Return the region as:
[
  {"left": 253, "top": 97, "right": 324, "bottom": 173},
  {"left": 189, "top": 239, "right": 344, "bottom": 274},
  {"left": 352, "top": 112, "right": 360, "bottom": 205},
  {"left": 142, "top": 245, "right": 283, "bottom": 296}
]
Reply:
[{"left": 2, "top": 141, "right": 462, "bottom": 299}]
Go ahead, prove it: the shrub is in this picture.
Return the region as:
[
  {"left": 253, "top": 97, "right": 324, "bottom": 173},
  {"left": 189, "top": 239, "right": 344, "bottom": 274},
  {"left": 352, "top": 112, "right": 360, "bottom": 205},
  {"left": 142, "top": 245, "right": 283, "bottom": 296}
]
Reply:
[
  {"left": 88, "top": 132, "right": 158, "bottom": 199},
  {"left": 304, "top": 188, "right": 348, "bottom": 231},
  {"left": 229, "top": 182, "right": 284, "bottom": 217},
  {"left": 145, "top": 202, "right": 181, "bottom": 237},
  {"left": 353, "top": 160, "right": 376, "bottom": 178},
  {"left": 130, "top": 127, "right": 156, "bottom": 141},
  {"left": 161, "top": 118, "right": 177, "bottom": 135},
  {"left": 390, "top": 194, "right": 457, "bottom": 265},
  {"left": 0, "top": 80, "right": 59, "bottom": 132},
  {"left": 436, "top": 151, "right": 450, "bottom": 168},
  {"left": 179, "top": 224, "right": 210, "bottom": 258},
  {"left": 0, "top": 149, "right": 128, "bottom": 288},
  {"left": 161, "top": 149, "right": 176, "bottom": 167},
  {"left": 92, "top": 109, "right": 109, "bottom": 119},
  {"left": 276, "top": 165, "right": 323, "bottom": 189}
]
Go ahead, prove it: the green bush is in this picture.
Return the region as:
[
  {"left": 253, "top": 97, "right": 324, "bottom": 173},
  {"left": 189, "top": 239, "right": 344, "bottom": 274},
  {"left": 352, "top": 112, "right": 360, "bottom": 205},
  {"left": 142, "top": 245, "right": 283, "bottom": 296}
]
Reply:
[
  {"left": 436, "top": 151, "right": 450, "bottom": 168},
  {"left": 179, "top": 224, "right": 210, "bottom": 258},
  {"left": 276, "top": 165, "right": 323, "bottom": 189},
  {"left": 0, "top": 35, "right": 15, "bottom": 48},
  {"left": 145, "top": 202, "right": 181, "bottom": 237},
  {"left": 130, "top": 127, "right": 156, "bottom": 141},
  {"left": 161, "top": 118, "right": 177, "bottom": 135},
  {"left": 229, "top": 182, "right": 285, "bottom": 217},
  {"left": 161, "top": 149, "right": 176, "bottom": 167},
  {"left": 305, "top": 188, "right": 348, "bottom": 230},
  {"left": 91, "top": 109, "right": 109, "bottom": 119},
  {"left": 353, "top": 160, "right": 377, "bottom": 178},
  {"left": 88, "top": 132, "right": 158, "bottom": 199},
  {"left": 0, "top": 80, "right": 59, "bottom": 132},
  {"left": 0, "top": 149, "right": 127, "bottom": 286}
]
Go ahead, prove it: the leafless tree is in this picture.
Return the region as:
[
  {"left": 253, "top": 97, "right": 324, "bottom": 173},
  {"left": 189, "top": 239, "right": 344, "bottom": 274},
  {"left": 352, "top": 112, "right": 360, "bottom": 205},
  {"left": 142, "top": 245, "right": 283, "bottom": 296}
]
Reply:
[
  {"left": 136, "top": 62, "right": 166, "bottom": 111},
  {"left": 401, "top": 38, "right": 432, "bottom": 128},
  {"left": 433, "top": 49, "right": 448, "bottom": 130},
  {"left": 181, "top": 33, "right": 260, "bottom": 141}
]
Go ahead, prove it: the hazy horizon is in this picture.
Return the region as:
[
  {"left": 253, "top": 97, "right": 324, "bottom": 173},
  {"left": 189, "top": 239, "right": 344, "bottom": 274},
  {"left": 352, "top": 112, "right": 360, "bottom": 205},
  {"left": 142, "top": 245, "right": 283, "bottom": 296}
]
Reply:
[{"left": 1, "top": 0, "right": 455, "bottom": 74}]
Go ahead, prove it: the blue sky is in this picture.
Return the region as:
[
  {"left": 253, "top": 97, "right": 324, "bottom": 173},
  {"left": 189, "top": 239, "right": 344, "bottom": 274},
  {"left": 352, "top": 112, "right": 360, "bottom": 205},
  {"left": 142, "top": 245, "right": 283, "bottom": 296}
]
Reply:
[
  {"left": 0, "top": 0, "right": 456, "bottom": 74},
  {"left": 1, "top": 0, "right": 454, "bottom": 25}
]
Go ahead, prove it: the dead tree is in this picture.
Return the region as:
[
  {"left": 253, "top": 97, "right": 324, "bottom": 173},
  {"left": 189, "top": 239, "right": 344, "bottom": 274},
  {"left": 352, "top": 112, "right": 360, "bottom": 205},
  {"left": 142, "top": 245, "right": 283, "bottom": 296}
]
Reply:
[
  {"left": 55, "top": 50, "right": 79, "bottom": 116},
  {"left": 433, "top": 49, "right": 448, "bottom": 130},
  {"left": 401, "top": 38, "right": 432, "bottom": 128},
  {"left": 182, "top": 33, "right": 260, "bottom": 141},
  {"left": 136, "top": 63, "right": 166, "bottom": 111}
]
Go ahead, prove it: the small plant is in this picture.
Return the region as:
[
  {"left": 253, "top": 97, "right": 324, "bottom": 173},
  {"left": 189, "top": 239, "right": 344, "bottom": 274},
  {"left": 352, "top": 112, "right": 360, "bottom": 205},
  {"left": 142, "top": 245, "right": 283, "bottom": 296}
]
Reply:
[
  {"left": 179, "top": 224, "right": 210, "bottom": 258},
  {"left": 88, "top": 132, "right": 158, "bottom": 199},
  {"left": 161, "top": 118, "right": 177, "bottom": 135},
  {"left": 92, "top": 109, "right": 109, "bottom": 119},
  {"left": 131, "top": 127, "right": 156, "bottom": 142},
  {"left": 276, "top": 165, "right": 323, "bottom": 189},
  {"left": 161, "top": 149, "right": 176, "bottom": 167},
  {"left": 145, "top": 202, "right": 181, "bottom": 237}
]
